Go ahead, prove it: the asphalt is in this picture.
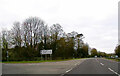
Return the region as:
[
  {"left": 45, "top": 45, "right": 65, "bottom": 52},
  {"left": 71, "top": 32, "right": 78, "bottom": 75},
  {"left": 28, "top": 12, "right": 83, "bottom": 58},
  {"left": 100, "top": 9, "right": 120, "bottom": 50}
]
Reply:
[
  {"left": 63, "top": 58, "right": 119, "bottom": 76},
  {"left": 2, "top": 59, "right": 85, "bottom": 74},
  {"left": 2, "top": 58, "right": 120, "bottom": 76}
]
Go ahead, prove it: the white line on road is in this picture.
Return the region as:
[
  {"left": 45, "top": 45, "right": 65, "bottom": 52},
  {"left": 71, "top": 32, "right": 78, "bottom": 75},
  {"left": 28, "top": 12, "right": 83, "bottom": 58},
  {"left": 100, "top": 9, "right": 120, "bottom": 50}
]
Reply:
[
  {"left": 95, "top": 58, "right": 100, "bottom": 63},
  {"left": 75, "top": 63, "right": 77, "bottom": 65},
  {"left": 100, "top": 63, "right": 104, "bottom": 66},
  {"left": 108, "top": 68, "right": 120, "bottom": 76},
  {"left": 61, "top": 59, "right": 86, "bottom": 76},
  {"left": 75, "top": 63, "right": 79, "bottom": 65},
  {"left": 66, "top": 68, "right": 72, "bottom": 73},
  {"left": 60, "top": 68, "right": 73, "bottom": 76}
]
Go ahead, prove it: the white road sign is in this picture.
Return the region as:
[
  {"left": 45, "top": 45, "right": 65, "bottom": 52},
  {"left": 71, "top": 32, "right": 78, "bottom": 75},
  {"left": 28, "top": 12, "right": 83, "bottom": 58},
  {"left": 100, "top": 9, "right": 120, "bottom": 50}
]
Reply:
[{"left": 40, "top": 50, "right": 52, "bottom": 54}]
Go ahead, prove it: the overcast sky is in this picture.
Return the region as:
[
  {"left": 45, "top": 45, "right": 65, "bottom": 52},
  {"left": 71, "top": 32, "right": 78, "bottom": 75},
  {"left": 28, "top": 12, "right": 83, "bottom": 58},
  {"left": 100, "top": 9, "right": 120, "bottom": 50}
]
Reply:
[{"left": 0, "top": 0, "right": 119, "bottom": 53}]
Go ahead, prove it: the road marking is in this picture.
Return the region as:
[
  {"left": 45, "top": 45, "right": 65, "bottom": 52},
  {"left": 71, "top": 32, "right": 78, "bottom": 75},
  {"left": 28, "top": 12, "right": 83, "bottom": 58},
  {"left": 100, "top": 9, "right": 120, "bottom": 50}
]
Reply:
[
  {"left": 108, "top": 68, "right": 120, "bottom": 76},
  {"left": 95, "top": 58, "right": 99, "bottom": 63},
  {"left": 60, "top": 68, "right": 73, "bottom": 76},
  {"left": 100, "top": 63, "right": 104, "bottom": 66},
  {"left": 75, "top": 63, "right": 77, "bottom": 65},
  {"left": 75, "top": 63, "right": 79, "bottom": 65},
  {"left": 61, "top": 60, "right": 86, "bottom": 76},
  {"left": 66, "top": 68, "right": 72, "bottom": 73}
]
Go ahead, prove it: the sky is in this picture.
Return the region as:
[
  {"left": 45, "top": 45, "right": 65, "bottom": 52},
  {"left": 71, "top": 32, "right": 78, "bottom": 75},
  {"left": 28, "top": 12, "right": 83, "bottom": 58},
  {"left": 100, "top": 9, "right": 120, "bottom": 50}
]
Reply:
[{"left": 0, "top": 0, "right": 119, "bottom": 53}]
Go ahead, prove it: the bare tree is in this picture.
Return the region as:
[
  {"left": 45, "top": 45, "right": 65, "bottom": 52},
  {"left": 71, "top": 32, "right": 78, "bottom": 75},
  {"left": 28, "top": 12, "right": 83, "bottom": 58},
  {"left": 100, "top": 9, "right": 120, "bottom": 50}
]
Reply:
[
  {"left": 0, "top": 33, "right": 1, "bottom": 49},
  {"left": 1, "top": 29, "right": 8, "bottom": 49},
  {"left": 11, "top": 22, "right": 22, "bottom": 47},
  {"left": 50, "top": 23, "right": 63, "bottom": 42},
  {"left": 22, "top": 17, "right": 45, "bottom": 47},
  {"left": 50, "top": 23, "right": 64, "bottom": 58},
  {"left": 43, "top": 25, "right": 50, "bottom": 49}
]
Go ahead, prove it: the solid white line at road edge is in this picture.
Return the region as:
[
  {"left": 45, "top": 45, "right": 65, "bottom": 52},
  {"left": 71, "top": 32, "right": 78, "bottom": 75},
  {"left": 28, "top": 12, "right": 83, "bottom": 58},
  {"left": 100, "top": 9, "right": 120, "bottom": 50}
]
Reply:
[{"left": 108, "top": 68, "right": 120, "bottom": 76}]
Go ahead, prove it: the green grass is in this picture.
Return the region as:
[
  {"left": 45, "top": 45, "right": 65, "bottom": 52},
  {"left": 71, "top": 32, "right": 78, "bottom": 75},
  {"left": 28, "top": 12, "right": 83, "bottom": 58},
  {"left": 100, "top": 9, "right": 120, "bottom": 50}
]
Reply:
[
  {"left": 2, "top": 58, "right": 86, "bottom": 63},
  {"left": 105, "top": 58, "right": 120, "bottom": 62}
]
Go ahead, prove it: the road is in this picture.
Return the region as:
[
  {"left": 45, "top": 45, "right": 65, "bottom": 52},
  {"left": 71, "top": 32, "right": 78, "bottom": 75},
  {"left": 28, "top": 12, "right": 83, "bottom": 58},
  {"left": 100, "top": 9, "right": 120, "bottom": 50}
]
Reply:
[
  {"left": 63, "top": 58, "right": 120, "bottom": 76},
  {"left": 2, "top": 59, "right": 85, "bottom": 75},
  {"left": 2, "top": 58, "right": 120, "bottom": 76}
]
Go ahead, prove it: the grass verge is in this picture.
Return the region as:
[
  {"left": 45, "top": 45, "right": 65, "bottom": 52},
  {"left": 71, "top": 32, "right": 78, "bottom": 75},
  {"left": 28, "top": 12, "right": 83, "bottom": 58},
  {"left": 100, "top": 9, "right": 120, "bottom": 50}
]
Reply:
[{"left": 105, "top": 58, "right": 120, "bottom": 62}]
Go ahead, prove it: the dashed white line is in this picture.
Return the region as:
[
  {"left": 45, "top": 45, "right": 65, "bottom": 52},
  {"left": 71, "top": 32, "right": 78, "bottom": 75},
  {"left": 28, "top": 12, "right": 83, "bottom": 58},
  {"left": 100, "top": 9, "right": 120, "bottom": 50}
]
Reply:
[
  {"left": 108, "top": 68, "right": 120, "bottom": 76},
  {"left": 75, "top": 63, "right": 77, "bottom": 65},
  {"left": 60, "top": 68, "right": 73, "bottom": 76},
  {"left": 66, "top": 68, "right": 72, "bottom": 73},
  {"left": 100, "top": 63, "right": 104, "bottom": 66},
  {"left": 75, "top": 63, "right": 79, "bottom": 65},
  {"left": 95, "top": 59, "right": 99, "bottom": 63},
  {"left": 61, "top": 60, "right": 86, "bottom": 76}
]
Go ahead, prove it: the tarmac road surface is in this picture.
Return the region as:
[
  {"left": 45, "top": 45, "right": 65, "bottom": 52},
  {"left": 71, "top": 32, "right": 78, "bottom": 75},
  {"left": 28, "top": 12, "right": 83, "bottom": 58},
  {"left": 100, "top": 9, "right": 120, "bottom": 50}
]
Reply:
[
  {"left": 63, "top": 58, "right": 119, "bottom": 76},
  {"left": 2, "top": 58, "right": 120, "bottom": 76}
]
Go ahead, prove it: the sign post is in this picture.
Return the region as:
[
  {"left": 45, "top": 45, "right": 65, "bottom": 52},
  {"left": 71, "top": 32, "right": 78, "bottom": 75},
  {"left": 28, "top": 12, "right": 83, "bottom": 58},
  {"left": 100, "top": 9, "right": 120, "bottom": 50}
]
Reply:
[{"left": 40, "top": 50, "right": 52, "bottom": 60}]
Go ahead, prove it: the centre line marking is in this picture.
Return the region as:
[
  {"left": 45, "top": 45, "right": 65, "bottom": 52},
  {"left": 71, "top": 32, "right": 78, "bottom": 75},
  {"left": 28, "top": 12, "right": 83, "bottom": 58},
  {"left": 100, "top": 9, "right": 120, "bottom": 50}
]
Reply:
[
  {"left": 75, "top": 63, "right": 79, "bottom": 65},
  {"left": 108, "top": 68, "right": 120, "bottom": 76},
  {"left": 66, "top": 68, "right": 72, "bottom": 73},
  {"left": 75, "top": 63, "right": 77, "bottom": 65},
  {"left": 100, "top": 63, "right": 104, "bottom": 66}
]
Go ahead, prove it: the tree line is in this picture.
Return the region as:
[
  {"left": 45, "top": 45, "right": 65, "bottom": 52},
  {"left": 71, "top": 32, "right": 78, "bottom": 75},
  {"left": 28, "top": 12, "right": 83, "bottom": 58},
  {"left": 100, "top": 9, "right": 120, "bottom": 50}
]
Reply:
[
  {"left": 1, "top": 17, "right": 90, "bottom": 61},
  {"left": 90, "top": 48, "right": 107, "bottom": 57},
  {"left": 114, "top": 45, "right": 120, "bottom": 57},
  {"left": 91, "top": 45, "right": 120, "bottom": 58},
  {"left": 1, "top": 17, "right": 118, "bottom": 61}
]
